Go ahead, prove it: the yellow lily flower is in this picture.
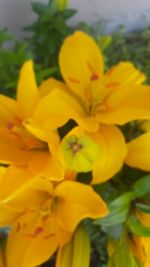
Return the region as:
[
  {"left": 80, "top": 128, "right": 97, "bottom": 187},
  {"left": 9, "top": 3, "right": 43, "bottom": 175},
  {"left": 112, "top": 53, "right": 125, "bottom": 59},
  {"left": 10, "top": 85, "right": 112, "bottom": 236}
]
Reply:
[
  {"left": 0, "top": 167, "right": 108, "bottom": 267},
  {"left": 29, "top": 31, "right": 150, "bottom": 133},
  {"left": 26, "top": 31, "right": 150, "bottom": 182},
  {"left": 0, "top": 61, "right": 64, "bottom": 180}
]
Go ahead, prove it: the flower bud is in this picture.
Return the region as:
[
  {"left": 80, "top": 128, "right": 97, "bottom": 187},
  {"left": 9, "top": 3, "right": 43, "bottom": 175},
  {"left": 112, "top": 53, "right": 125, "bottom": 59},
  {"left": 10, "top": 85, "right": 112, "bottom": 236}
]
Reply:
[
  {"left": 55, "top": 0, "right": 68, "bottom": 11},
  {"left": 61, "top": 134, "right": 100, "bottom": 172}
]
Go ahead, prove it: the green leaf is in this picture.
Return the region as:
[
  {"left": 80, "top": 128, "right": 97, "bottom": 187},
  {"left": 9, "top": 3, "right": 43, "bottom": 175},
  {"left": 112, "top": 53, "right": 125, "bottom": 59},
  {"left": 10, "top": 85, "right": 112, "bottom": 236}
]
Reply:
[
  {"left": 31, "top": 2, "right": 47, "bottom": 15},
  {"left": 61, "top": 9, "right": 77, "bottom": 19},
  {"left": 132, "top": 175, "right": 150, "bottom": 198},
  {"left": 95, "top": 192, "right": 134, "bottom": 227},
  {"left": 36, "top": 67, "right": 58, "bottom": 84},
  {"left": 128, "top": 215, "right": 150, "bottom": 236},
  {"left": 53, "top": 16, "right": 68, "bottom": 35},
  {"left": 136, "top": 203, "right": 150, "bottom": 213}
]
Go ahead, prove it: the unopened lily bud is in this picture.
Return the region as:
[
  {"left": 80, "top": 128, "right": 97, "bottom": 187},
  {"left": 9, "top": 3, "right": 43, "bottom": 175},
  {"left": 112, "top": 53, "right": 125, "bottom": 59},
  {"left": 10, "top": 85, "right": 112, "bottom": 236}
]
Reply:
[
  {"left": 56, "top": 225, "right": 90, "bottom": 267},
  {"left": 56, "top": 238, "right": 73, "bottom": 267},
  {"left": 72, "top": 225, "right": 91, "bottom": 267},
  {"left": 55, "top": 0, "right": 69, "bottom": 11}
]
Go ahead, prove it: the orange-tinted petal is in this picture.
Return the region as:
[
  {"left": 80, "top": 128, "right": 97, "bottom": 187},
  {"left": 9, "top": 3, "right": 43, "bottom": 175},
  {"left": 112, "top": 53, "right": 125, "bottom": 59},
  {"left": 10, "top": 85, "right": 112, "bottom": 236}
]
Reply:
[
  {"left": 125, "top": 133, "right": 150, "bottom": 171},
  {"left": 24, "top": 118, "right": 60, "bottom": 155},
  {"left": 28, "top": 152, "right": 65, "bottom": 182},
  {"left": 91, "top": 125, "right": 127, "bottom": 184},
  {"left": 7, "top": 216, "right": 58, "bottom": 267},
  {"left": 96, "top": 85, "right": 150, "bottom": 125},
  {"left": 54, "top": 181, "right": 108, "bottom": 232},
  {"left": 59, "top": 31, "right": 104, "bottom": 100},
  {"left": 2, "top": 177, "right": 53, "bottom": 212},
  {"left": 0, "top": 128, "right": 33, "bottom": 165},
  {"left": 17, "top": 60, "right": 39, "bottom": 119}
]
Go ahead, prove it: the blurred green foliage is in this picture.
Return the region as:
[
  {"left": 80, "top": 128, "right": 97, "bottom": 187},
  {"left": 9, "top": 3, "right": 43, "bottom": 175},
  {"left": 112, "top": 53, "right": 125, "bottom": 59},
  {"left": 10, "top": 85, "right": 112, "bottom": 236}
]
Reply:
[
  {"left": 0, "top": 0, "right": 77, "bottom": 95},
  {"left": 0, "top": 29, "right": 31, "bottom": 96},
  {"left": 106, "top": 26, "right": 150, "bottom": 83},
  {"left": 24, "top": 0, "right": 76, "bottom": 73}
]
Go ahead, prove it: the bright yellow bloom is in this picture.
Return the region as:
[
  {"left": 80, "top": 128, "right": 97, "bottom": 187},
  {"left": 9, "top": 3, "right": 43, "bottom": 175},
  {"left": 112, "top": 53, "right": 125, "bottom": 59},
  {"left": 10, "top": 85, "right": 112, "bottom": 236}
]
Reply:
[
  {"left": 0, "top": 61, "right": 64, "bottom": 180},
  {"left": 0, "top": 167, "right": 108, "bottom": 267},
  {"left": 29, "top": 31, "right": 150, "bottom": 133},
  {"left": 26, "top": 31, "right": 150, "bottom": 182}
]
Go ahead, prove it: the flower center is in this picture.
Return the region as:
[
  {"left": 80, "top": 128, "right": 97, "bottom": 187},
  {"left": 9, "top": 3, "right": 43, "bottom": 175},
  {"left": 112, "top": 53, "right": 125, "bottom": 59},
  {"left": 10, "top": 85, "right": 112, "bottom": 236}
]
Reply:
[{"left": 70, "top": 142, "right": 82, "bottom": 154}]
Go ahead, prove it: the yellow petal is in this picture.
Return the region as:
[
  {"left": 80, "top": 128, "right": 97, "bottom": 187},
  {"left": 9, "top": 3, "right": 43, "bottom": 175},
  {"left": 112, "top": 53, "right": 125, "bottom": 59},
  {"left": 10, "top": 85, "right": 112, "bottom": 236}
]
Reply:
[
  {"left": 125, "top": 133, "right": 150, "bottom": 171},
  {"left": 0, "top": 94, "right": 18, "bottom": 126},
  {"left": 0, "top": 128, "right": 33, "bottom": 165},
  {"left": 23, "top": 118, "right": 60, "bottom": 155},
  {"left": 0, "top": 205, "right": 21, "bottom": 227},
  {"left": 7, "top": 217, "right": 58, "bottom": 267},
  {"left": 0, "top": 166, "right": 33, "bottom": 200},
  {"left": 17, "top": 60, "right": 39, "bottom": 119},
  {"left": 91, "top": 125, "right": 127, "bottom": 184},
  {"left": 39, "top": 77, "right": 68, "bottom": 98},
  {"left": 2, "top": 177, "right": 53, "bottom": 212},
  {"left": 32, "top": 88, "right": 99, "bottom": 132},
  {"left": 96, "top": 85, "right": 150, "bottom": 125},
  {"left": 28, "top": 152, "right": 65, "bottom": 182},
  {"left": 54, "top": 181, "right": 108, "bottom": 232},
  {"left": 59, "top": 31, "right": 104, "bottom": 100},
  {"left": 105, "top": 62, "right": 146, "bottom": 89}
]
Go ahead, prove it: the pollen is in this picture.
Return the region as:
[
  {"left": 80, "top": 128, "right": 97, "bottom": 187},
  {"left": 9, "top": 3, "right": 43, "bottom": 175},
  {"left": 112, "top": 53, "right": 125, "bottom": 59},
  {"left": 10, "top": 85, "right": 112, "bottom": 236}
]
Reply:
[{"left": 70, "top": 142, "right": 82, "bottom": 154}]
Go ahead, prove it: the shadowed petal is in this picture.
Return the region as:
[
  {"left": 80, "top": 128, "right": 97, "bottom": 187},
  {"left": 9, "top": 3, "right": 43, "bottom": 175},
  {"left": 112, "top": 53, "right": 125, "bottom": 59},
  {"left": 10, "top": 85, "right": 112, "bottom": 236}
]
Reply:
[{"left": 91, "top": 125, "right": 127, "bottom": 184}]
